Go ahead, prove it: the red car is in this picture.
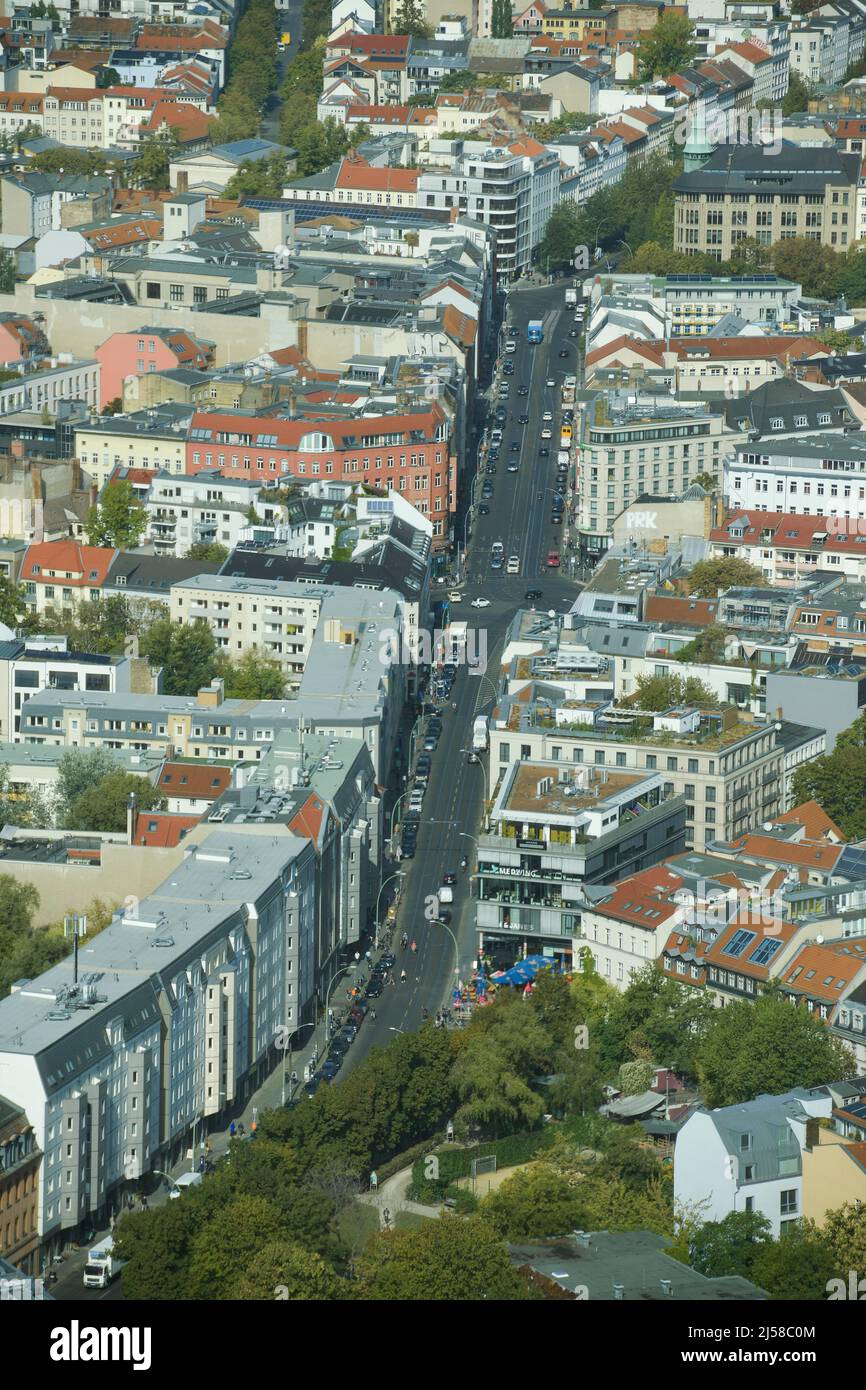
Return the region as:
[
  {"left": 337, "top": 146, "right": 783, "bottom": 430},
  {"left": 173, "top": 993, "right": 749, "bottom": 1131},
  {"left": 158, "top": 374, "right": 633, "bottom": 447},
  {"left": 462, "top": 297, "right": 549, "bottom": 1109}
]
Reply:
[{"left": 547, "top": 551, "right": 561, "bottom": 568}]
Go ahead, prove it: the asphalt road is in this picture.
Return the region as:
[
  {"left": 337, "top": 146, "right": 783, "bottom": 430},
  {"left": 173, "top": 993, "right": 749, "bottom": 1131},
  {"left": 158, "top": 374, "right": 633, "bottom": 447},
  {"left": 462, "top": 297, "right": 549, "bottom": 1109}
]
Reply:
[
  {"left": 261, "top": 1, "right": 302, "bottom": 144},
  {"left": 342, "top": 280, "right": 587, "bottom": 1074}
]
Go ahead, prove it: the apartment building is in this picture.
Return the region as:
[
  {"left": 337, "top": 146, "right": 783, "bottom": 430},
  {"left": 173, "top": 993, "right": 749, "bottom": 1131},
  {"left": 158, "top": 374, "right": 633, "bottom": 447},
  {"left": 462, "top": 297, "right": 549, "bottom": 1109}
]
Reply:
[
  {"left": 475, "top": 758, "right": 687, "bottom": 970},
  {"left": 417, "top": 137, "right": 560, "bottom": 284},
  {"left": 74, "top": 405, "right": 196, "bottom": 488},
  {"left": 594, "top": 272, "right": 802, "bottom": 338},
  {"left": 709, "top": 508, "right": 866, "bottom": 587},
  {"left": 0, "top": 172, "right": 111, "bottom": 239},
  {"left": 20, "top": 541, "right": 117, "bottom": 620},
  {"left": 0, "top": 1093, "right": 41, "bottom": 1277},
  {"left": 576, "top": 393, "right": 731, "bottom": 552},
  {"left": 674, "top": 145, "right": 861, "bottom": 259},
  {"left": 489, "top": 687, "right": 824, "bottom": 850},
  {"left": 0, "top": 359, "right": 100, "bottom": 419},
  {"left": 171, "top": 575, "right": 325, "bottom": 690},
  {"left": 0, "top": 830, "right": 317, "bottom": 1257},
  {"left": 726, "top": 432, "right": 866, "bottom": 519},
  {"left": 0, "top": 634, "right": 143, "bottom": 742},
  {"left": 0, "top": 92, "right": 44, "bottom": 140},
  {"left": 94, "top": 327, "right": 214, "bottom": 409},
  {"left": 145, "top": 470, "right": 264, "bottom": 557},
  {"left": 185, "top": 404, "right": 455, "bottom": 542},
  {"left": 20, "top": 594, "right": 405, "bottom": 785},
  {"left": 675, "top": 1088, "right": 834, "bottom": 1237}
]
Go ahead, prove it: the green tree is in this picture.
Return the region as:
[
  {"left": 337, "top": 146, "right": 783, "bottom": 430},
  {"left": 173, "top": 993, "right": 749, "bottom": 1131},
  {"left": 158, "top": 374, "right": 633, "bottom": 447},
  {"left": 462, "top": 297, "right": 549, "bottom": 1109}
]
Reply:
[
  {"left": 790, "top": 709, "right": 866, "bottom": 839},
  {"left": 627, "top": 672, "right": 718, "bottom": 711},
  {"left": 686, "top": 556, "right": 764, "bottom": 597},
  {"left": 187, "top": 1194, "right": 285, "bottom": 1300},
  {"left": 390, "top": 0, "right": 433, "bottom": 36},
  {"left": 823, "top": 1201, "right": 866, "bottom": 1279},
  {"left": 491, "top": 0, "right": 514, "bottom": 37},
  {"left": 697, "top": 993, "right": 855, "bottom": 1108},
  {"left": 817, "top": 327, "right": 863, "bottom": 353},
  {"left": 597, "top": 964, "right": 716, "bottom": 1084},
  {"left": 0, "top": 875, "right": 69, "bottom": 999},
  {"left": 751, "top": 1221, "right": 837, "bottom": 1300},
  {"left": 66, "top": 770, "right": 166, "bottom": 833},
  {"left": 0, "top": 248, "right": 16, "bottom": 294},
  {"left": 134, "top": 130, "right": 181, "bottom": 191},
  {"left": 56, "top": 747, "right": 121, "bottom": 826},
  {"left": 636, "top": 13, "right": 697, "bottom": 82},
  {"left": 113, "top": 1201, "right": 199, "bottom": 1301},
  {"left": 224, "top": 152, "right": 291, "bottom": 200},
  {"left": 674, "top": 626, "right": 729, "bottom": 665},
  {"left": 782, "top": 70, "right": 815, "bottom": 117},
  {"left": 479, "top": 1163, "right": 585, "bottom": 1238},
  {"left": 689, "top": 1210, "right": 773, "bottom": 1280},
  {"left": 187, "top": 541, "right": 229, "bottom": 563},
  {"left": 0, "top": 573, "right": 29, "bottom": 629},
  {"left": 140, "top": 616, "right": 218, "bottom": 696},
  {"left": 218, "top": 649, "right": 285, "bottom": 699},
  {"left": 97, "top": 66, "right": 121, "bottom": 88},
  {"left": 85, "top": 480, "right": 146, "bottom": 549},
  {"left": 232, "top": 1240, "right": 344, "bottom": 1299},
  {"left": 618, "top": 1059, "right": 654, "bottom": 1096},
  {"left": 771, "top": 236, "right": 839, "bottom": 300},
  {"left": 356, "top": 1215, "right": 530, "bottom": 1299}
]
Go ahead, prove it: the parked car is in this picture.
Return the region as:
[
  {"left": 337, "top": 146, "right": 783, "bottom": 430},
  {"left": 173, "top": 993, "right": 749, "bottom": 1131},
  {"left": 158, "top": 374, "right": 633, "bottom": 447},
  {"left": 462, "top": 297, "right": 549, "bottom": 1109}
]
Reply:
[{"left": 365, "top": 979, "right": 384, "bottom": 998}]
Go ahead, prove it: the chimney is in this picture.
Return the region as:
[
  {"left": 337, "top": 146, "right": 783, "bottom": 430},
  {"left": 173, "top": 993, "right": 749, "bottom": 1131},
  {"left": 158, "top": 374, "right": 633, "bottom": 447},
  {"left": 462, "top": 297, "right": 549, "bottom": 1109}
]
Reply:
[
  {"left": 176, "top": 171, "right": 188, "bottom": 193},
  {"left": 11, "top": 438, "right": 25, "bottom": 461},
  {"left": 89, "top": 481, "right": 98, "bottom": 508},
  {"left": 196, "top": 676, "right": 224, "bottom": 707},
  {"left": 30, "top": 462, "right": 43, "bottom": 502},
  {"left": 127, "top": 791, "right": 137, "bottom": 845},
  {"left": 71, "top": 457, "right": 81, "bottom": 492}
]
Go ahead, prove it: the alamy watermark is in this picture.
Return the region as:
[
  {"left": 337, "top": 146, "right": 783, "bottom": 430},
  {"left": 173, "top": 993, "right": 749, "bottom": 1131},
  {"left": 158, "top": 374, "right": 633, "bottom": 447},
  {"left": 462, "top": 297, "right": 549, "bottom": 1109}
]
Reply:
[
  {"left": 673, "top": 107, "right": 782, "bottom": 157},
  {"left": 378, "top": 625, "right": 488, "bottom": 674}
]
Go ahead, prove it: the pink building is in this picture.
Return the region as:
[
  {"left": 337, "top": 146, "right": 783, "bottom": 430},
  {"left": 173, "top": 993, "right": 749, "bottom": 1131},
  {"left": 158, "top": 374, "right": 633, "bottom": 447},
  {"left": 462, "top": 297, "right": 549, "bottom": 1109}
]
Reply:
[{"left": 94, "top": 325, "right": 214, "bottom": 407}]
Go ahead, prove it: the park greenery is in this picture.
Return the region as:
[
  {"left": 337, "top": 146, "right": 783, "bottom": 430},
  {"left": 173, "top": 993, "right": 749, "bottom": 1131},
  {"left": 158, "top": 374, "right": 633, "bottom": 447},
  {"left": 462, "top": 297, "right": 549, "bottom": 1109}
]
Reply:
[
  {"left": 111, "top": 965, "right": 858, "bottom": 1299},
  {"left": 791, "top": 708, "right": 866, "bottom": 839},
  {"left": 209, "top": 0, "right": 280, "bottom": 144}
]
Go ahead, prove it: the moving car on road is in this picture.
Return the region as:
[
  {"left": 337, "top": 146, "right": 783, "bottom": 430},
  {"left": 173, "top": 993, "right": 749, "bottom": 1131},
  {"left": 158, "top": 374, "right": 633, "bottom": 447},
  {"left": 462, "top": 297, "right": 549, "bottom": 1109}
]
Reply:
[{"left": 471, "top": 597, "right": 491, "bottom": 608}]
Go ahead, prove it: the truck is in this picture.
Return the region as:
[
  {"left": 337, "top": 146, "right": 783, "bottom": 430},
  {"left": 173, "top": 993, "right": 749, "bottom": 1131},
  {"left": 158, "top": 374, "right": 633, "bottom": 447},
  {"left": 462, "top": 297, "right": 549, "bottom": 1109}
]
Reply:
[
  {"left": 169, "top": 1170, "right": 203, "bottom": 1200},
  {"left": 527, "top": 319, "right": 543, "bottom": 344},
  {"left": 565, "top": 287, "right": 578, "bottom": 307},
  {"left": 472, "top": 715, "right": 489, "bottom": 752},
  {"left": 446, "top": 621, "right": 468, "bottom": 663},
  {"left": 83, "top": 1236, "right": 124, "bottom": 1290}
]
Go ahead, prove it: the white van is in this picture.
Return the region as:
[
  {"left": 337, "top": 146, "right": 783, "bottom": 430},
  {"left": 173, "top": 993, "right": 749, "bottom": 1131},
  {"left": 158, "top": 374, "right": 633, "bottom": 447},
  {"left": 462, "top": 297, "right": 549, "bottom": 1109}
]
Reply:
[{"left": 505, "top": 340, "right": 517, "bottom": 354}]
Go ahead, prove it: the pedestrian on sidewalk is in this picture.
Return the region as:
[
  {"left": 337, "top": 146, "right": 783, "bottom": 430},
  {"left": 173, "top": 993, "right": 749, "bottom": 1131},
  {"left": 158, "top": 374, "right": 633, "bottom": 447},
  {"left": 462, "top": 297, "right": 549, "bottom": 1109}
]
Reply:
[{"left": 229, "top": 1121, "right": 236, "bottom": 1138}]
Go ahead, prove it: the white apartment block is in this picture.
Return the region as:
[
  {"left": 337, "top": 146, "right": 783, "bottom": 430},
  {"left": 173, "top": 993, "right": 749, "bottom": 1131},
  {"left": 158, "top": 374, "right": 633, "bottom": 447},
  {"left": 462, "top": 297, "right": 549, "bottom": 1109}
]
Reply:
[
  {"left": 417, "top": 138, "right": 560, "bottom": 284},
  {"left": 726, "top": 434, "right": 866, "bottom": 519},
  {"left": 171, "top": 575, "right": 324, "bottom": 689},
  {"left": 147, "top": 471, "right": 264, "bottom": 557}
]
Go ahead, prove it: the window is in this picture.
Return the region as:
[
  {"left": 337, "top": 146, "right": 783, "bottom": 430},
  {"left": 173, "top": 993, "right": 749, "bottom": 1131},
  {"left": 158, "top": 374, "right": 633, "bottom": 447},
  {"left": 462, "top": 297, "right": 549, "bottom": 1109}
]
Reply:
[{"left": 780, "top": 1189, "right": 797, "bottom": 1216}]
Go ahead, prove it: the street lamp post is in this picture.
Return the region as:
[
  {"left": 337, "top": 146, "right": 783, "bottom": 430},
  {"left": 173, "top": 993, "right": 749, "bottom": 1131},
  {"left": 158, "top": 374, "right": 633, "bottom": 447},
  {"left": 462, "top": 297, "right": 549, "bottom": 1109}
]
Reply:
[
  {"left": 432, "top": 917, "right": 461, "bottom": 1007},
  {"left": 618, "top": 239, "right": 634, "bottom": 261},
  {"left": 325, "top": 963, "right": 356, "bottom": 1044},
  {"left": 282, "top": 1020, "right": 316, "bottom": 1106},
  {"left": 374, "top": 869, "right": 405, "bottom": 950},
  {"left": 389, "top": 789, "right": 411, "bottom": 844}
]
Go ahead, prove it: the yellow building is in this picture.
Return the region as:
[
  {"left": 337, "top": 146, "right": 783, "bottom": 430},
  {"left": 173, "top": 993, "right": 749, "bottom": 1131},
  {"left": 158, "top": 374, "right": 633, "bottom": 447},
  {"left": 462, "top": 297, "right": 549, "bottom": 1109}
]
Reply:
[
  {"left": 802, "top": 1123, "right": 866, "bottom": 1227},
  {"left": 541, "top": 7, "right": 612, "bottom": 40}
]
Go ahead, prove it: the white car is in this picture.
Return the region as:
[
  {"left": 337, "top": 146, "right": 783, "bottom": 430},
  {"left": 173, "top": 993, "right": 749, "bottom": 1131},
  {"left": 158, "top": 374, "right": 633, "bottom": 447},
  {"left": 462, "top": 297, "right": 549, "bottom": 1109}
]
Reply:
[
  {"left": 448, "top": 590, "right": 463, "bottom": 602},
  {"left": 471, "top": 597, "right": 491, "bottom": 608},
  {"left": 546, "top": 378, "right": 556, "bottom": 388},
  {"left": 541, "top": 428, "right": 552, "bottom": 439},
  {"left": 542, "top": 411, "right": 553, "bottom": 422},
  {"left": 507, "top": 556, "right": 520, "bottom": 574}
]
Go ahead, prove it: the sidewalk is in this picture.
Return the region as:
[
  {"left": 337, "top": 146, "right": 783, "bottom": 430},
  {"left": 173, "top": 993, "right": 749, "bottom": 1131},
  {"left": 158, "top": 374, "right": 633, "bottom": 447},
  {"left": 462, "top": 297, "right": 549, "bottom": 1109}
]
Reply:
[{"left": 358, "top": 1164, "right": 441, "bottom": 1229}]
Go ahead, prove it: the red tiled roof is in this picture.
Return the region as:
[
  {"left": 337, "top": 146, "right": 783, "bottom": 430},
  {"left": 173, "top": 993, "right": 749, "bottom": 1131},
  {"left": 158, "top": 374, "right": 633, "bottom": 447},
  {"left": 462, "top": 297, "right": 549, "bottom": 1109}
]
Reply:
[
  {"left": 705, "top": 916, "right": 800, "bottom": 977},
  {"left": 728, "top": 833, "right": 845, "bottom": 872},
  {"left": 22, "top": 540, "right": 116, "bottom": 587},
  {"left": 156, "top": 761, "right": 232, "bottom": 800},
  {"left": 771, "top": 800, "right": 847, "bottom": 844},
  {"left": 334, "top": 155, "right": 418, "bottom": 193},
  {"left": 592, "top": 864, "right": 684, "bottom": 926},
  {"left": 134, "top": 812, "right": 200, "bottom": 847},
  {"left": 644, "top": 595, "right": 719, "bottom": 628},
  {"left": 779, "top": 939, "right": 866, "bottom": 1001}
]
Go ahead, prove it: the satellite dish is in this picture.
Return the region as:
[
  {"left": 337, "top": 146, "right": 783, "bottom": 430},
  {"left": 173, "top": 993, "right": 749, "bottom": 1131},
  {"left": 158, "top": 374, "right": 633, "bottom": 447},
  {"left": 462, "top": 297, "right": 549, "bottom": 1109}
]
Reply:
[
  {"left": 548, "top": 609, "right": 556, "bottom": 619},
  {"left": 816, "top": 934, "right": 824, "bottom": 945}
]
